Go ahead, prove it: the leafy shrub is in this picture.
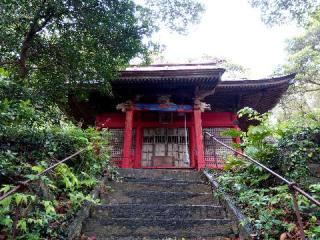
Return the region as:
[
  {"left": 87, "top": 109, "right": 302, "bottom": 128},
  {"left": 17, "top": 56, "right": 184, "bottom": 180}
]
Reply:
[
  {"left": 214, "top": 107, "right": 320, "bottom": 239},
  {"left": 0, "top": 75, "right": 111, "bottom": 238}
]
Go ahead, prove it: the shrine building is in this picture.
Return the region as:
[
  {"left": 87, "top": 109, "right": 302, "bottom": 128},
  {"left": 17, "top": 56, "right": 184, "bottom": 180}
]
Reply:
[{"left": 68, "top": 63, "right": 295, "bottom": 170}]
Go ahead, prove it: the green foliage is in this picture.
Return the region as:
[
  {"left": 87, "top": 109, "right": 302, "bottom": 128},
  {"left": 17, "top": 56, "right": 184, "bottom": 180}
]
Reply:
[
  {"left": 284, "top": 16, "right": 320, "bottom": 93},
  {"left": 0, "top": 0, "right": 204, "bottom": 103},
  {"left": 0, "top": 75, "right": 111, "bottom": 238},
  {"left": 276, "top": 126, "right": 320, "bottom": 182},
  {"left": 215, "top": 108, "right": 320, "bottom": 239},
  {"left": 276, "top": 14, "right": 320, "bottom": 117},
  {"left": 249, "top": 0, "right": 320, "bottom": 26},
  {"left": 145, "top": 0, "right": 204, "bottom": 34}
]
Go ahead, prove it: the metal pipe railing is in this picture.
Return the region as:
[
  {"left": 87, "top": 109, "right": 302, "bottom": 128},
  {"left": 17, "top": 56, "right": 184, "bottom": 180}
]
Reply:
[
  {"left": 204, "top": 131, "right": 320, "bottom": 240},
  {"left": 0, "top": 147, "right": 88, "bottom": 202}
]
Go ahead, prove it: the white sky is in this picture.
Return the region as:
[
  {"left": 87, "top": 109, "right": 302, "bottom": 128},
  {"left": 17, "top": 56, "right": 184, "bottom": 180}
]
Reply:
[{"left": 152, "top": 0, "right": 301, "bottom": 78}]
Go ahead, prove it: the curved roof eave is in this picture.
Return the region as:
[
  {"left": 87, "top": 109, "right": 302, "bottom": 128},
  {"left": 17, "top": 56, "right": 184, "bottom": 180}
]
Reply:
[{"left": 217, "top": 73, "right": 296, "bottom": 89}]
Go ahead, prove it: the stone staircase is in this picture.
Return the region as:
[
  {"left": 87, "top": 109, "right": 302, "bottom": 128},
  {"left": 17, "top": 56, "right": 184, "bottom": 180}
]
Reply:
[{"left": 81, "top": 169, "right": 240, "bottom": 239}]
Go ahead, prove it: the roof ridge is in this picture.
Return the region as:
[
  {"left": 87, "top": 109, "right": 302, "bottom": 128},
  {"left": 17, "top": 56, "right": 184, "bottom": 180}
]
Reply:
[{"left": 129, "top": 62, "right": 222, "bottom": 67}]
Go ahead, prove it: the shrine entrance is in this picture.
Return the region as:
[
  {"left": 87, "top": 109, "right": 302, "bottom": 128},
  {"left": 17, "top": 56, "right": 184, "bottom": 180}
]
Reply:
[{"left": 141, "top": 128, "right": 190, "bottom": 168}]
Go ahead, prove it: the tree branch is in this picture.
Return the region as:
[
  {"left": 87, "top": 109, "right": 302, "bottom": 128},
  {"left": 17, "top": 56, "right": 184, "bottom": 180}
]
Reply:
[
  {"left": 0, "top": 60, "right": 18, "bottom": 67},
  {"left": 306, "top": 79, "right": 320, "bottom": 86},
  {"left": 18, "top": 1, "right": 55, "bottom": 77},
  {"left": 305, "top": 88, "right": 320, "bottom": 92}
]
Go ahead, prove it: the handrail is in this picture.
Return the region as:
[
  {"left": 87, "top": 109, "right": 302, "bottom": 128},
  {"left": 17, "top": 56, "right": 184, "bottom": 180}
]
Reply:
[
  {"left": 204, "top": 131, "right": 320, "bottom": 240},
  {"left": 0, "top": 147, "right": 88, "bottom": 202}
]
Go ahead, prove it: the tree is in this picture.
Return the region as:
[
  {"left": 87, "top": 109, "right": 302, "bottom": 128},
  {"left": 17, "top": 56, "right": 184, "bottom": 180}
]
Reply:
[
  {"left": 0, "top": 0, "right": 204, "bottom": 103},
  {"left": 249, "top": 0, "right": 320, "bottom": 26},
  {"left": 284, "top": 17, "right": 320, "bottom": 93},
  {"left": 273, "top": 17, "right": 320, "bottom": 117},
  {"left": 250, "top": 1, "right": 320, "bottom": 117}
]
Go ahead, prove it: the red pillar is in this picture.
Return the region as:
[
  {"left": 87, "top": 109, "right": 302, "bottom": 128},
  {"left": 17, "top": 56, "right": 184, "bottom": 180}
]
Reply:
[
  {"left": 122, "top": 109, "right": 133, "bottom": 168},
  {"left": 194, "top": 109, "right": 205, "bottom": 170}
]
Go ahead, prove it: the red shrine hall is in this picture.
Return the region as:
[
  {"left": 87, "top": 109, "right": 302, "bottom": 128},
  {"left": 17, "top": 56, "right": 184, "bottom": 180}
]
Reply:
[{"left": 68, "top": 64, "right": 295, "bottom": 170}]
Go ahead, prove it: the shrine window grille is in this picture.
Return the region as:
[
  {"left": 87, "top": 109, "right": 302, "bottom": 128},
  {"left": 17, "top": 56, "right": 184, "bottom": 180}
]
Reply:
[
  {"left": 108, "top": 128, "right": 136, "bottom": 161},
  {"left": 203, "top": 128, "right": 234, "bottom": 168}
]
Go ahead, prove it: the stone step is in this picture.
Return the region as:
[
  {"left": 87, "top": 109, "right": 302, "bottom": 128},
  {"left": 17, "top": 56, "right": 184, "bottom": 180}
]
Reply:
[
  {"left": 118, "top": 169, "right": 203, "bottom": 182},
  {"left": 121, "top": 177, "right": 205, "bottom": 184},
  {"left": 101, "top": 190, "right": 219, "bottom": 205},
  {"left": 91, "top": 204, "right": 227, "bottom": 219},
  {"left": 79, "top": 169, "right": 239, "bottom": 239},
  {"left": 82, "top": 237, "right": 235, "bottom": 240},
  {"left": 82, "top": 218, "right": 235, "bottom": 239},
  {"left": 107, "top": 180, "right": 212, "bottom": 193}
]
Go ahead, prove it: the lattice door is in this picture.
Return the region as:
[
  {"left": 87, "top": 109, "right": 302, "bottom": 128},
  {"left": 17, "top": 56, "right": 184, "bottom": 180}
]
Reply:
[{"left": 141, "top": 128, "right": 189, "bottom": 167}]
